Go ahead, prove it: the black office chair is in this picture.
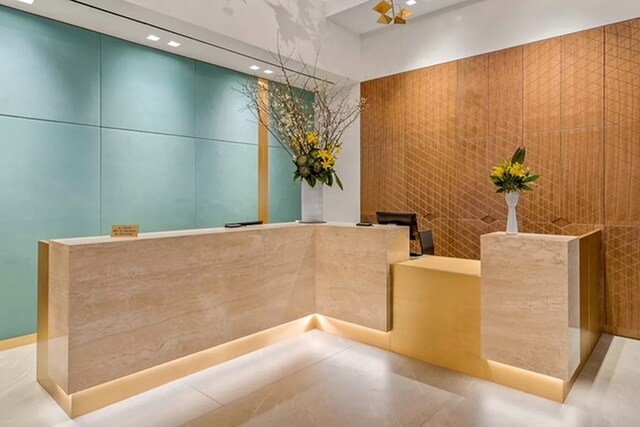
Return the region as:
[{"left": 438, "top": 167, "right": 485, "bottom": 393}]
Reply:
[{"left": 418, "top": 230, "right": 435, "bottom": 255}]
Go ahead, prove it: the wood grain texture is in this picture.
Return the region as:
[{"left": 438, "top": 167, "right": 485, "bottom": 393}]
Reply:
[
  {"left": 489, "top": 47, "right": 523, "bottom": 139},
  {"left": 523, "top": 38, "right": 563, "bottom": 132},
  {"left": 457, "top": 55, "right": 489, "bottom": 139},
  {"left": 361, "top": 17, "right": 640, "bottom": 338},
  {"left": 605, "top": 19, "right": 640, "bottom": 125},
  {"left": 562, "top": 29, "right": 604, "bottom": 129}
]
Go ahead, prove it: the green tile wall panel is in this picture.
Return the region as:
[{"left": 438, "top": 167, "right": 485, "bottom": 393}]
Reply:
[
  {"left": 101, "top": 129, "right": 196, "bottom": 233},
  {"left": 0, "top": 116, "right": 100, "bottom": 339},
  {"left": 195, "top": 62, "right": 258, "bottom": 144},
  {"left": 196, "top": 140, "right": 258, "bottom": 227},
  {"left": 101, "top": 36, "right": 195, "bottom": 136},
  {"left": 0, "top": 6, "right": 100, "bottom": 125},
  {"left": 269, "top": 146, "right": 301, "bottom": 223}
]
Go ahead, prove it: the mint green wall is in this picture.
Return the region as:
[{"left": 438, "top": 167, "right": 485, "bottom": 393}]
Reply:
[
  {"left": 196, "top": 141, "right": 259, "bottom": 227},
  {"left": 100, "top": 129, "right": 196, "bottom": 233},
  {"left": 0, "top": 8, "right": 100, "bottom": 125},
  {"left": 101, "top": 37, "right": 196, "bottom": 136},
  {"left": 0, "top": 6, "right": 300, "bottom": 340},
  {"left": 270, "top": 147, "right": 301, "bottom": 222},
  {"left": 0, "top": 117, "right": 100, "bottom": 339}
]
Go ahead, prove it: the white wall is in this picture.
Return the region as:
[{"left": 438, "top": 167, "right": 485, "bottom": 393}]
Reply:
[
  {"left": 123, "top": 0, "right": 362, "bottom": 82},
  {"left": 323, "top": 84, "right": 361, "bottom": 223},
  {"left": 362, "top": 0, "right": 640, "bottom": 80}
]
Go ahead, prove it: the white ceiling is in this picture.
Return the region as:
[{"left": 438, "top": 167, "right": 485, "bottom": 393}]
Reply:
[
  {"left": 326, "top": 0, "right": 476, "bottom": 34},
  {"left": 0, "top": 0, "right": 354, "bottom": 84}
]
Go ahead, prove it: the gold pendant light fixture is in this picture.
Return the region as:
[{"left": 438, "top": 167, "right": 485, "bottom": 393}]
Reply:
[{"left": 373, "top": 0, "right": 413, "bottom": 25}]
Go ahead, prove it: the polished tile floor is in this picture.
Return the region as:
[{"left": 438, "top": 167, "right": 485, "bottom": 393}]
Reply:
[{"left": 0, "top": 330, "right": 638, "bottom": 426}]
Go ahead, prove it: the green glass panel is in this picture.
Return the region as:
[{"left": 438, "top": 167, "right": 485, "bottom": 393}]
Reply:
[
  {"left": 101, "top": 129, "right": 196, "bottom": 233},
  {"left": 195, "top": 62, "right": 258, "bottom": 144},
  {"left": 196, "top": 140, "right": 258, "bottom": 227},
  {"left": 269, "top": 146, "right": 301, "bottom": 223},
  {"left": 0, "top": 5, "right": 100, "bottom": 125},
  {"left": 101, "top": 36, "right": 195, "bottom": 136},
  {"left": 0, "top": 116, "right": 100, "bottom": 339}
]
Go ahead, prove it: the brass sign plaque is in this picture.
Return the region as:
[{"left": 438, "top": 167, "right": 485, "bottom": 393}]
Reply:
[{"left": 111, "top": 225, "right": 140, "bottom": 238}]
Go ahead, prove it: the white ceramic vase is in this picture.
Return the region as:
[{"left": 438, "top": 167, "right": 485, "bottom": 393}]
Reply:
[
  {"left": 301, "top": 180, "right": 324, "bottom": 223},
  {"left": 505, "top": 192, "right": 520, "bottom": 235}
]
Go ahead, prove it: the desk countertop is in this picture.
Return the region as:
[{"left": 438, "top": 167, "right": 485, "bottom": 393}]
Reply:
[
  {"left": 396, "top": 255, "right": 481, "bottom": 277},
  {"left": 49, "top": 222, "right": 404, "bottom": 246}
]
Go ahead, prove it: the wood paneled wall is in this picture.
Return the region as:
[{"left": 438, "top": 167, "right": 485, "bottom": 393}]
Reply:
[{"left": 361, "top": 19, "right": 640, "bottom": 339}]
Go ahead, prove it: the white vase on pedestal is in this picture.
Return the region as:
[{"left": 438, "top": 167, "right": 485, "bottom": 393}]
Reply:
[
  {"left": 505, "top": 192, "right": 520, "bottom": 235},
  {"left": 301, "top": 180, "right": 324, "bottom": 223}
]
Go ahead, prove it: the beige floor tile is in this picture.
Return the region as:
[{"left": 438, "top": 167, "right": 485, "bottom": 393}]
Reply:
[
  {"left": 186, "top": 344, "right": 455, "bottom": 427},
  {"left": 2, "top": 331, "right": 640, "bottom": 427},
  {"left": 0, "top": 344, "right": 70, "bottom": 427},
  {"left": 58, "top": 382, "right": 221, "bottom": 427},
  {"left": 565, "top": 334, "right": 640, "bottom": 427},
  {"left": 184, "top": 330, "right": 354, "bottom": 404}
]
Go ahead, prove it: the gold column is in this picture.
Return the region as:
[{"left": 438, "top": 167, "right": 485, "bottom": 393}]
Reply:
[{"left": 258, "top": 78, "right": 270, "bottom": 224}]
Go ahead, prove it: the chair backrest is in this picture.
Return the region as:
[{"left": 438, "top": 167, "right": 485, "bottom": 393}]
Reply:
[{"left": 419, "top": 230, "right": 435, "bottom": 255}]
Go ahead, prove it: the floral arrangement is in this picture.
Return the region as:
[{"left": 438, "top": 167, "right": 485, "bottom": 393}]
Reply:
[
  {"left": 241, "top": 51, "right": 365, "bottom": 189},
  {"left": 490, "top": 147, "right": 540, "bottom": 193}
]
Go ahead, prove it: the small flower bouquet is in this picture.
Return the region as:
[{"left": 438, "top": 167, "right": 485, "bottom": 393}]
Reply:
[
  {"left": 291, "top": 131, "right": 343, "bottom": 188},
  {"left": 490, "top": 147, "right": 540, "bottom": 193}
]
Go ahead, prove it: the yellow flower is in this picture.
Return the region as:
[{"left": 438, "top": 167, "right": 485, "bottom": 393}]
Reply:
[
  {"left": 307, "top": 131, "right": 319, "bottom": 147},
  {"left": 291, "top": 139, "right": 300, "bottom": 148},
  {"left": 491, "top": 166, "right": 505, "bottom": 178},
  {"left": 509, "top": 163, "right": 526, "bottom": 178},
  {"left": 318, "top": 149, "right": 336, "bottom": 170}
]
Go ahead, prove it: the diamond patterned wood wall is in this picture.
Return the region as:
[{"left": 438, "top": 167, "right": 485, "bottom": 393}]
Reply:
[{"left": 361, "top": 19, "right": 640, "bottom": 339}]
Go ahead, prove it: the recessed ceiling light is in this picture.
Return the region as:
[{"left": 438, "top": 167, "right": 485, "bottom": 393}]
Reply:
[
  {"left": 249, "top": 65, "right": 260, "bottom": 70},
  {"left": 406, "top": 0, "right": 417, "bottom": 5},
  {"left": 263, "top": 69, "right": 274, "bottom": 74},
  {"left": 146, "top": 35, "right": 160, "bottom": 42},
  {"left": 16, "top": 0, "right": 35, "bottom": 4},
  {"left": 167, "top": 41, "right": 181, "bottom": 48}
]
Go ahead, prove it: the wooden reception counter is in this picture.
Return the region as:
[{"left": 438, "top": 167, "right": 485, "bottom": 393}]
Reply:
[{"left": 37, "top": 223, "right": 408, "bottom": 417}]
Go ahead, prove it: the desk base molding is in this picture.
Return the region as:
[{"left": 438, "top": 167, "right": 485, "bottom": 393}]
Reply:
[
  {"left": 0, "top": 333, "right": 36, "bottom": 351},
  {"left": 37, "top": 315, "right": 316, "bottom": 418}
]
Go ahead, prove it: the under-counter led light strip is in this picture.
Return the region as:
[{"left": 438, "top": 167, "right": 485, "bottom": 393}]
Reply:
[{"left": 16, "top": 0, "right": 35, "bottom": 4}]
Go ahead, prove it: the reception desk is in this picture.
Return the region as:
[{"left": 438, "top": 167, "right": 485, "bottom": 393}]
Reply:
[
  {"left": 37, "top": 223, "right": 408, "bottom": 416},
  {"left": 37, "top": 224, "right": 602, "bottom": 417},
  {"left": 390, "top": 230, "right": 602, "bottom": 402}
]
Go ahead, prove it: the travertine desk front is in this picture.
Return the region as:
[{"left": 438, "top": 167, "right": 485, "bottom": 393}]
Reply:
[
  {"left": 37, "top": 222, "right": 408, "bottom": 416},
  {"left": 481, "top": 232, "right": 598, "bottom": 381}
]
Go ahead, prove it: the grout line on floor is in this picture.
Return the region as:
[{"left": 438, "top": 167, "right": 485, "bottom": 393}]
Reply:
[
  {"left": 184, "top": 382, "right": 225, "bottom": 408},
  {"left": 210, "top": 345, "right": 354, "bottom": 409},
  {"left": 419, "top": 394, "right": 460, "bottom": 427}
]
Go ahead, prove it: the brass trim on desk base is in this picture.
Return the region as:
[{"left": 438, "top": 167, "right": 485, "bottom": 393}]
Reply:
[
  {"left": 38, "top": 315, "right": 316, "bottom": 418},
  {"left": 317, "top": 313, "right": 570, "bottom": 403},
  {"left": 38, "top": 311, "right": 578, "bottom": 418},
  {"left": 0, "top": 333, "right": 36, "bottom": 351},
  {"left": 315, "top": 314, "right": 391, "bottom": 350}
]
